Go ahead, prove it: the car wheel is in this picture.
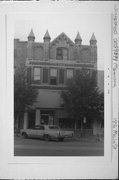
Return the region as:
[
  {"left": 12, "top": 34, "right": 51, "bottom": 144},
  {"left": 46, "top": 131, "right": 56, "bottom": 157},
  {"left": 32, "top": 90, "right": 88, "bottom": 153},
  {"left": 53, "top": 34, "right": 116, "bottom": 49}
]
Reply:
[
  {"left": 58, "top": 137, "right": 64, "bottom": 142},
  {"left": 22, "top": 132, "right": 28, "bottom": 139},
  {"left": 44, "top": 134, "right": 50, "bottom": 141}
]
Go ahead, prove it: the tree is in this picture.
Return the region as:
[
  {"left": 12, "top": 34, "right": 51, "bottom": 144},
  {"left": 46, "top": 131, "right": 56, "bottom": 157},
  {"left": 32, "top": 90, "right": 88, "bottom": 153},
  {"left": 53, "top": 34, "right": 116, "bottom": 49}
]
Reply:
[
  {"left": 61, "top": 69, "right": 104, "bottom": 130},
  {"left": 14, "top": 66, "right": 38, "bottom": 128}
]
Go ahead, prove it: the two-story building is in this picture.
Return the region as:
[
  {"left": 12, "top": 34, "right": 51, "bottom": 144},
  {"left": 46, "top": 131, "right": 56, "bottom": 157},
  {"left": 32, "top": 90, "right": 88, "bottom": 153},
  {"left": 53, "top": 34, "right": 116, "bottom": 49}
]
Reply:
[{"left": 14, "top": 29, "right": 102, "bottom": 134}]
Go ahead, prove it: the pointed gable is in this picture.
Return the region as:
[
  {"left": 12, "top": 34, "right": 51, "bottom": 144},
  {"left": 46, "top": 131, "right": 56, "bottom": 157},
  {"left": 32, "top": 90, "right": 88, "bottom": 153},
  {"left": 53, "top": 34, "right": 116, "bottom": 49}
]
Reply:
[{"left": 51, "top": 32, "right": 74, "bottom": 46}]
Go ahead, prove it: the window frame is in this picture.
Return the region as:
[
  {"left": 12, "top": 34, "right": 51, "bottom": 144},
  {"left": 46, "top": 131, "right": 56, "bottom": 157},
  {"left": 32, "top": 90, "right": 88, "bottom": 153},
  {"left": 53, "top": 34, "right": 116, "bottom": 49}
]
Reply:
[
  {"left": 56, "top": 48, "right": 63, "bottom": 60},
  {"left": 50, "top": 68, "right": 58, "bottom": 85},
  {"left": 66, "top": 68, "right": 74, "bottom": 80},
  {"left": 56, "top": 47, "right": 68, "bottom": 60},
  {"left": 33, "top": 67, "right": 41, "bottom": 82}
]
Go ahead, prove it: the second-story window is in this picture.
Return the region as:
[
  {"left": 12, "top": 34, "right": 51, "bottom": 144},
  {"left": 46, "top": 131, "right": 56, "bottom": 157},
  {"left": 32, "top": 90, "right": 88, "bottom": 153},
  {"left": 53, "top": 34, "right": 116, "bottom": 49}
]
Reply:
[
  {"left": 33, "top": 67, "right": 41, "bottom": 81},
  {"left": 56, "top": 48, "right": 68, "bottom": 60},
  {"left": 50, "top": 68, "right": 57, "bottom": 85},
  {"left": 66, "top": 69, "right": 73, "bottom": 81}
]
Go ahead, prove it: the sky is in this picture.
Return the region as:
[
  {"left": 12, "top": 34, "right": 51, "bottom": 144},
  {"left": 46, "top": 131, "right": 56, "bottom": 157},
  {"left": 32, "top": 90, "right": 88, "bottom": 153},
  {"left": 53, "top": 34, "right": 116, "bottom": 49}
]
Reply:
[{"left": 14, "top": 13, "right": 109, "bottom": 70}]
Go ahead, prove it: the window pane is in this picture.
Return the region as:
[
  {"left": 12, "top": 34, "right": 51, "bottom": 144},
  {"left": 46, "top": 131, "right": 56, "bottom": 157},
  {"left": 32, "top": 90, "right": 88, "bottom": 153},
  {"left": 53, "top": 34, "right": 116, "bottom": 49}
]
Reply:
[
  {"left": 67, "top": 69, "right": 73, "bottom": 79},
  {"left": 56, "top": 48, "right": 63, "bottom": 60},
  {"left": 43, "top": 68, "right": 48, "bottom": 83},
  {"left": 50, "top": 68, "right": 57, "bottom": 85},
  {"left": 56, "top": 48, "right": 68, "bottom": 60},
  {"left": 59, "top": 69, "right": 64, "bottom": 84},
  {"left": 63, "top": 49, "right": 68, "bottom": 60},
  {"left": 50, "top": 77, "right": 57, "bottom": 85},
  {"left": 50, "top": 68, "right": 57, "bottom": 76},
  {"left": 34, "top": 68, "right": 40, "bottom": 80}
]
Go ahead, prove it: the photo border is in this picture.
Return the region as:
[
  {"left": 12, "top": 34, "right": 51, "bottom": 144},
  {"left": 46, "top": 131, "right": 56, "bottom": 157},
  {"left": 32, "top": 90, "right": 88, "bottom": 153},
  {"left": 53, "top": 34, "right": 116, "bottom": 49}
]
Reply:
[{"left": 0, "top": 1, "right": 118, "bottom": 179}]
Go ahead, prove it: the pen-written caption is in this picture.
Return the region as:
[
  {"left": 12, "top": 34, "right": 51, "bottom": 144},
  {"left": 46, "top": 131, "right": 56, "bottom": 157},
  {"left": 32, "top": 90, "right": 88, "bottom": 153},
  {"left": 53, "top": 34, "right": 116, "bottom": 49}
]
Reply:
[{"left": 112, "top": 4, "right": 118, "bottom": 151}]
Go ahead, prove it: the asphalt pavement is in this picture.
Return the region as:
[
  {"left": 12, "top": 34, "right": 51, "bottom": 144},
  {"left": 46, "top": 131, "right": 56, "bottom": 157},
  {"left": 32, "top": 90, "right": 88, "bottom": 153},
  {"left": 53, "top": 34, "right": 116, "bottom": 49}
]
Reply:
[{"left": 14, "top": 135, "right": 104, "bottom": 156}]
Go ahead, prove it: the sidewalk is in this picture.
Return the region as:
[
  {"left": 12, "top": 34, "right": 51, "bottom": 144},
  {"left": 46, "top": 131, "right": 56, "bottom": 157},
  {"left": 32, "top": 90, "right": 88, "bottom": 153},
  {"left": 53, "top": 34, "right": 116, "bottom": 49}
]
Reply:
[{"left": 74, "top": 134, "right": 104, "bottom": 142}]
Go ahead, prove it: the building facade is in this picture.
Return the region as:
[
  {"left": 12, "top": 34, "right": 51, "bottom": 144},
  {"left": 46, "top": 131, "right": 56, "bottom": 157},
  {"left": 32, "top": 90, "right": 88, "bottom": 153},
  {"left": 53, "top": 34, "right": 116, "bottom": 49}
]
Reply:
[{"left": 14, "top": 29, "right": 102, "bottom": 133}]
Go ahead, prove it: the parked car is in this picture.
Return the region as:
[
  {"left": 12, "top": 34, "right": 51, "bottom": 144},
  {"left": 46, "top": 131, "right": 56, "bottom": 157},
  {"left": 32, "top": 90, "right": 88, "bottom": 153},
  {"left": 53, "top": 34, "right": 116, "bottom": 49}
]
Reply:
[{"left": 20, "top": 125, "right": 74, "bottom": 141}]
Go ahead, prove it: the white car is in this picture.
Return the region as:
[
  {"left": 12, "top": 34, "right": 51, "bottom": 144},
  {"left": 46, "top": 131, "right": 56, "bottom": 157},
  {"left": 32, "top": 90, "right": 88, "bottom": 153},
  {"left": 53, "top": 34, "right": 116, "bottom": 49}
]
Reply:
[{"left": 20, "top": 125, "right": 74, "bottom": 141}]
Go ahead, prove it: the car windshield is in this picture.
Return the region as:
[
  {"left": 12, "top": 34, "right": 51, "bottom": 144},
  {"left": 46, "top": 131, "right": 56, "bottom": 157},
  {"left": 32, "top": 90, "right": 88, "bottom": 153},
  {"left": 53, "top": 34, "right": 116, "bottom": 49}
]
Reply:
[
  {"left": 35, "top": 126, "right": 44, "bottom": 130},
  {"left": 49, "top": 126, "right": 59, "bottom": 130}
]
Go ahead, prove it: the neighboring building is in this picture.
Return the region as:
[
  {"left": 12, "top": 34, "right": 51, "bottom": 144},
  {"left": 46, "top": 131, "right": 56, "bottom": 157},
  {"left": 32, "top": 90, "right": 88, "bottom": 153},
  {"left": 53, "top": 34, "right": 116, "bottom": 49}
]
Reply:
[{"left": 14, "top": 29, "right": 103, "bottom": 134}]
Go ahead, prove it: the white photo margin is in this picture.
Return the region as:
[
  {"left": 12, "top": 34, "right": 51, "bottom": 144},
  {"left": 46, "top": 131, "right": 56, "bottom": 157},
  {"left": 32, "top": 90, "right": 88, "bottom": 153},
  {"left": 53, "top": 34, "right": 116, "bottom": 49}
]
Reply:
[{"left": 0, "top": 1, "right": 118, "bottom": 179}]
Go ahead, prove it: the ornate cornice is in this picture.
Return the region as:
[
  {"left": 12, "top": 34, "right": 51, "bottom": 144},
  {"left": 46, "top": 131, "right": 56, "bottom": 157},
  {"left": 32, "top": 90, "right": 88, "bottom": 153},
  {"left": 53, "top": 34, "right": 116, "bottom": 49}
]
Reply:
[{"left": 26, "top": 59, "right": 94, "bottom": 68}]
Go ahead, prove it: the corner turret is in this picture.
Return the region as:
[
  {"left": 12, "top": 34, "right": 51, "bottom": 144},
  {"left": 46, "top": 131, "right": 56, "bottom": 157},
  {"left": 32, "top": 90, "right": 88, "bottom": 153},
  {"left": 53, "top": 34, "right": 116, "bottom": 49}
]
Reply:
[
  {"left": 90, "top": 33, "right": 97, "bottom": 46},
  {"left": 28, "top": 29, "right": 35, "bottom": 42},
  {"left": 27, "top": 29, "right": 35, "bottom": 59},
  {"left": 43, "top": 30, "right": 51, "bottom": 60},
  {"left": 43, "top": 30, "right": 51, "bottom": 42},
  {"left": 75, "top": 32, "right": 82, "bottom": 45}
]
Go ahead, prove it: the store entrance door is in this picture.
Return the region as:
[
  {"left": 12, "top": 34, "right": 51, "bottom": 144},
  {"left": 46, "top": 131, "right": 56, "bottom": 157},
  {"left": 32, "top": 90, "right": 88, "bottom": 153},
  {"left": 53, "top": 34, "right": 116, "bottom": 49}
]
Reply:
[
  {"left": 40, "top": 110, "right": 55, "bottom": 125},
  {"left": 41, "top": 114, "right": 49, "bottom": 125}
]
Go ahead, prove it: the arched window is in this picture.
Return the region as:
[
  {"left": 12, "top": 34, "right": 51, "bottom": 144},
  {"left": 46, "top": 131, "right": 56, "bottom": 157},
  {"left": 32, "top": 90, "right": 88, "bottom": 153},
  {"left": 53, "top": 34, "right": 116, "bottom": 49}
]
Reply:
[{"left": 56, "top": 47, "right": 68, "bottom": 60}]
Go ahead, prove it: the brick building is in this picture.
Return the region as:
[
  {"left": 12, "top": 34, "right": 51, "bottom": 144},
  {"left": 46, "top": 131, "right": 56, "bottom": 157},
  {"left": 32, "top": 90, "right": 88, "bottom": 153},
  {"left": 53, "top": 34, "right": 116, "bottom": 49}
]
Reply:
[{"left": 14, "top": 29, "right": 103, "bottom": 133}]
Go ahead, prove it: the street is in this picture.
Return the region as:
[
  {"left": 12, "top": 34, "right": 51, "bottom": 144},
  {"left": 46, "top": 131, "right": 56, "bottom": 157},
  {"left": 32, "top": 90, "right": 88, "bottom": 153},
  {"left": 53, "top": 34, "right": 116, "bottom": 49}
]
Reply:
[{"left": 14, "top": 136, "right": 104, "bottom": 156}]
